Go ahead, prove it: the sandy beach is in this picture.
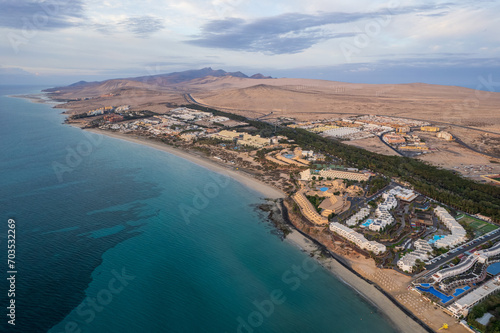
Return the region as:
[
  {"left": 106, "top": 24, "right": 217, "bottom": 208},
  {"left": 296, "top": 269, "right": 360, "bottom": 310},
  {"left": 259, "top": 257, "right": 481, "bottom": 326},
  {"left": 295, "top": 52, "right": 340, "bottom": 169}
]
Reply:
[
  {"left": 86, "top": 125, "right": 427, "bottom": 332},
  {"left": 285, "top": 229, "right": 429, "bottom": 333},
  {"left": 83, "top": 126, "right": 436, "bottom": 333},
  {"left": 84, "top": 128, "right": 285, "bottom": 200}
]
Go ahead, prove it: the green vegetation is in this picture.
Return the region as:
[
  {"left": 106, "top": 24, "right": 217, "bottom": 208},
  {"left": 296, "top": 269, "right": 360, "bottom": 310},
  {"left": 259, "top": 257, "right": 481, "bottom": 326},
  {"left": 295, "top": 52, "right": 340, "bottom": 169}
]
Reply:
[
  {"left": 459, "top": 215, "right": 499, "bottom": 237},
  {"left": 459, "top": 221, "right": 476, "bottom": 240},
  {"left": 433, "top": 247, "right": 449, "bottom": 256},
  {"left": 468, "top": 293, "right": 500, "bottom": 333},
  {"left": 185, "top": 104, "right": 500, "bottom": 221},
  {"left": 180, "top": 128, "right": 203, "bottom": 134},
  {"left": 276, "top": 127, "right": 500, "bottom": 221},
  {"left": 367, "top": 176, "right": 391, "bottom": 196},
  {"left": 306, "top": 195, "right": 323, "bottom": 213}
]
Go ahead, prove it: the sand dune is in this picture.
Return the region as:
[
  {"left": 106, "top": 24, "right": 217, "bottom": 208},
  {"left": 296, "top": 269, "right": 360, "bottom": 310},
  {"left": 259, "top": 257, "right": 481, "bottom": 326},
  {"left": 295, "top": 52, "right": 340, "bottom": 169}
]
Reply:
[{"left": 47, "top": 72, "right": 500, "bottom": 131}]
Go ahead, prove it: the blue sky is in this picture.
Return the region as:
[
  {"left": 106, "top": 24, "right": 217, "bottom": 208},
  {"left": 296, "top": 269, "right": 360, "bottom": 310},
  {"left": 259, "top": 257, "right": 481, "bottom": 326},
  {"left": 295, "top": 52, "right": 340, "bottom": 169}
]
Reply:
[{"left": 0, "top": 0, "right": 499, "bottom": 87}]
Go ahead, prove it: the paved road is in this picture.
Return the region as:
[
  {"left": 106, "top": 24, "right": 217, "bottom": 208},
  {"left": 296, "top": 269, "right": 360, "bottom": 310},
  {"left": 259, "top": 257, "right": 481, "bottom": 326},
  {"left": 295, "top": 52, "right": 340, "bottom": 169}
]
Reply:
[
  {"left": 183, "top": 93, "right": 268, "bottom": 119},
  {"left": 377, "top": 131, "right": 404, "bottom": 156},
  {"left": 289, "top": 111, "right": 500, "bottom": 136},
  {"left": 453, "top": 136, "right": 500, "bottom": 160},
  {"left": 184, "top": 93, "right": 500, "bottom": 160},
  {"left": 425, "top": 230, "right": 500, "bottom": 272},
  {"left": 395, "top": 203, "right": 406, "bottom": 235}
]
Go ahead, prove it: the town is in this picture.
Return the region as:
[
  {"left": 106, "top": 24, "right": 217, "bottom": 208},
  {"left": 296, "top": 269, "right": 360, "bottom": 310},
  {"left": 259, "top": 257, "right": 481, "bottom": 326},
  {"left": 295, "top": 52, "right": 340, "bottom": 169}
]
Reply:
[{"left": 67, "top": 104, "right": 500, "bottom": 332}]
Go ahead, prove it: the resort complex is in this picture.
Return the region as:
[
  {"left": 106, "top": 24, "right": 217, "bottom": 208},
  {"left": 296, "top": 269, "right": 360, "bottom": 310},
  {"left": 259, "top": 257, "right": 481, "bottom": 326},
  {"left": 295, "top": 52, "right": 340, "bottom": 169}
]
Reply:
[
  {"left": 62, "top": 95, "right": 500, "bottom": 333},
  {"left": 397, "top": 240, "right": 433, "bottom": 273},
  {"left": 330, "top": 222, "right": 387, "bottom": 254},
  {"left": 434, "top": 206, "right": 467, "bottom": 248}
]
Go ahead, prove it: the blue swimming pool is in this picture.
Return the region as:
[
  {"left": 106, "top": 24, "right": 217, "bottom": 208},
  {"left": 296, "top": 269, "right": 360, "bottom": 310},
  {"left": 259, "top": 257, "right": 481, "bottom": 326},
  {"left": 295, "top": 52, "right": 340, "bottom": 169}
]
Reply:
[
  {"left": 420, "top": 283, "right": 430, "bottom": 287},
  {"left": 416, "top": 286, "right": 453, "bottom": 303},
  {"left": 361, "top": 219, "right": 374, "bottom": 228},
  {"left": 453, "top": 286, "right": 471, "bottom": 297},
  {"left": 487, "top": 262, "right": 500, "bottom": 275},
  {"left": 284, "top": 154, "right": 295, "bottom": 159},
  {"left": 428, "top": 235, "right": 445, "bottom": 244},
  {"left": 320, "top": 187, "right": 329, "bottom": 192}
]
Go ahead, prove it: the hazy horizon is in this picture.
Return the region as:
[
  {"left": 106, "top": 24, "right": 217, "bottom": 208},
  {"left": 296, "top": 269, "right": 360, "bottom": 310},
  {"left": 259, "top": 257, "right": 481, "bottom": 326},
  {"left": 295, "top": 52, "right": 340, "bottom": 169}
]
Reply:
[{"left": 1, "top": 0, "right": 499, "bottom": 90}]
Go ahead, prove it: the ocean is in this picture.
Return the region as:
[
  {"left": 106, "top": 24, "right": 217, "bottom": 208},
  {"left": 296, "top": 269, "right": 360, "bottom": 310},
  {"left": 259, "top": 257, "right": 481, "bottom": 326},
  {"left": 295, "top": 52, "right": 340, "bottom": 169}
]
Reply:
[{"left": 0, "top": 86, "right": 397, "bottom": 333}]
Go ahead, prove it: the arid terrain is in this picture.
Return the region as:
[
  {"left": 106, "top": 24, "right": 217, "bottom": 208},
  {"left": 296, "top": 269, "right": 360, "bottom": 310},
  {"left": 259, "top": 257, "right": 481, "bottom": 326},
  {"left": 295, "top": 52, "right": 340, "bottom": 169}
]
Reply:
[
  {"left": 46, "top": 68, "right": 500, "bottom": 131},
  {"left": 45, "top": 68, "right": 500, "bottom": 172}
]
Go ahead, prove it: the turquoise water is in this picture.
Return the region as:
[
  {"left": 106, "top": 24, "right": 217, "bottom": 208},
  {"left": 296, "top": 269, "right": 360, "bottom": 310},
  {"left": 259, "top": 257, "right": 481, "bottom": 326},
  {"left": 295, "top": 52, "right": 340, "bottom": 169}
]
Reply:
[
  {"left": 320, "top": 187, "right": 328, "bottom": 192},
  {"left": 428, "top": 235, "right": 445, "bottom": 244},
  {"left": 453, "top": 286, "right": 470, "bottom": 297},
  {"left": 361, "top": 219, "right": 374, "bottom": 228},
  {"left": 487, "top": 262, "right": 500, "bottom": 275},
  {"left": 0, "top": 86, "right": 397, "bottom": 333}
]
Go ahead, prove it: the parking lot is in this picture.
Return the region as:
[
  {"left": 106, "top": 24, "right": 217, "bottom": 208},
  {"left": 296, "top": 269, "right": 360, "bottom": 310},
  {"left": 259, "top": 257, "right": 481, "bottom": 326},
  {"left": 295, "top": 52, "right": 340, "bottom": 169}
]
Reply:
[{"left": 425, "top": 228, "right": 500, "bottom": 270}]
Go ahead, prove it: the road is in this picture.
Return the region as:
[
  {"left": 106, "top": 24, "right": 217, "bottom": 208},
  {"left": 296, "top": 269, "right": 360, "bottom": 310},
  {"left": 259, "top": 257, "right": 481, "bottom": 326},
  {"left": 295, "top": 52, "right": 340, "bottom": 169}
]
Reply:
[
  {"left": 453, "top": 135, "right": 500, "bottom": 160},
  {"left": 289, "top": 111, "right": 500, "bottom": 136},
  {"left": 377, "top": 131, "right": 404, "bottom": 156},
  {"left": 184, "top": 93, "right": 500, "bottom": 160},
  {"left": 425, "top": 230, "right": 500, "bottom": 272},
  {"left": 183, "top": 93, "right": 268, "bottom": 119}
]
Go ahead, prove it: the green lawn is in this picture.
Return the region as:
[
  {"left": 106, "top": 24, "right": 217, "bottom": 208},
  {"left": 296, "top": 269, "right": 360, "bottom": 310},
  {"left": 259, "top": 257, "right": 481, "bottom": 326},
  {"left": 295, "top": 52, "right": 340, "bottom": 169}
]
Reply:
[{"left": 459, "top": 215, "right": 499, "bottom": 236}]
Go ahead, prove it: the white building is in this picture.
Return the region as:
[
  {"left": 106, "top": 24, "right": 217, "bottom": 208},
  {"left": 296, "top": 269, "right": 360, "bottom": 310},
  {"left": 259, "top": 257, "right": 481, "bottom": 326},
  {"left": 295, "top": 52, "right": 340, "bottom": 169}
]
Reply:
[
  {"left": 387, "top": 186, "right": 418, "bottom": 202},
  {"left": 369, "top": 192, "right": 397, "bottom": 232},
  {"left": 346, "top": 207, "right": 371, "bottom": 227},
  {"left": 448, "top": 276, "right": 500, "bottom": 317},
  {"left": 322, "top": 127, "right": 360, "bottom": 138},
  {"left": 398, "top": 240, "right": 434, "bottom": 273},
  {"left": 434, "top": 241, "right": 500, "bottom": 283},
  {"left": 433, "top": 207, "right": 467, "bottom": 249},
  {"left": 330, "top": 222, "right": 386, "bottom": 254}
]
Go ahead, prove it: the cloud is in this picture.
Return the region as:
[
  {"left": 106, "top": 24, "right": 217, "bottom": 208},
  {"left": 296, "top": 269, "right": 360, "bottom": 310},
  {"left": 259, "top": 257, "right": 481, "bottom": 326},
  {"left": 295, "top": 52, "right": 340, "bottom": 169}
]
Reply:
[
  {"left": 0, "top": 0, "right": 85, "bottom": 30},
  {"left": 186, "top": 4, "right": 458, "bottom": 54},
  {"left": 186, "top": 12, "right": 364, "bottom": 54},
  {"left": 0, "top": 65, "right": 32, "bottom": 75},
  {"left": 120, "top": 16, "right": 165, "bottom": 37}
]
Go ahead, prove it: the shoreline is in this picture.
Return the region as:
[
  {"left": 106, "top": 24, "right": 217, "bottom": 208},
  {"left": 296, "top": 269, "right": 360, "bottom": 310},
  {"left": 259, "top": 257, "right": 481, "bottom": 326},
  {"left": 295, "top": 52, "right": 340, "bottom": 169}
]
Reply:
[
  {"left": 79, "top": 127, "right": 431, "bottom": 333},
  {"left": 85, "top": 126, "right": 429, "bottom": 332},
  {"left": 28, "top": 93, "right": 435, "bottom": 333},
  {"left": 281, "top": 207, "right": 431, "bottom": 333},
  {"left": 83, "top": 128, "right": 285, "bottom": 200}
]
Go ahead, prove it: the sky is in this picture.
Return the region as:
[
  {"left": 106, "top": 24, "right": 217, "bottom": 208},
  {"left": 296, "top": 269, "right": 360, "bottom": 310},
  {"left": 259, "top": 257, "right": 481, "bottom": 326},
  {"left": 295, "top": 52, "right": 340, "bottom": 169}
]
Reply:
[{"left": 0, "top": 0, "right": 499, "bottom": 88}]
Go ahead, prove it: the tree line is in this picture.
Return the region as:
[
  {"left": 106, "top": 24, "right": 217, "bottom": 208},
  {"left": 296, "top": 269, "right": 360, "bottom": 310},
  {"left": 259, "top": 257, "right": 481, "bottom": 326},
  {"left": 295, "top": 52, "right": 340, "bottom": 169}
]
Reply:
[{"left": 183, "top": 104, "right": 500, "bottom": 221}]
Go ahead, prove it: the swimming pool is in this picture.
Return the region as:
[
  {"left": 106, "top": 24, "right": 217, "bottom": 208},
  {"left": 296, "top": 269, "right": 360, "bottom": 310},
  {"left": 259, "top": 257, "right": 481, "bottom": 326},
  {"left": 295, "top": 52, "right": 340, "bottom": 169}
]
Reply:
[
  {"left": 416, "top": 286, "right": 453, "bottom": 303},
  {"left": 284, "top": 154, "right": 295, "bottom": 159},
  {"left": 453, "top": 286, "right": 471, "bottom": 297},
  {"left": 487, "top": 262, "right": 500, "bottom": 275},
  {"left": 320, "top": 187, "right": 329, "bottom": 192},
  {"left": 420, "top": 283, "right": 430, "bottom": 287},
  {"left": 428, "top": 235, "right": 446, "bottom": 244},
  {"left": 361, "top": 219, "right": 374, "bottom": 228}
]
